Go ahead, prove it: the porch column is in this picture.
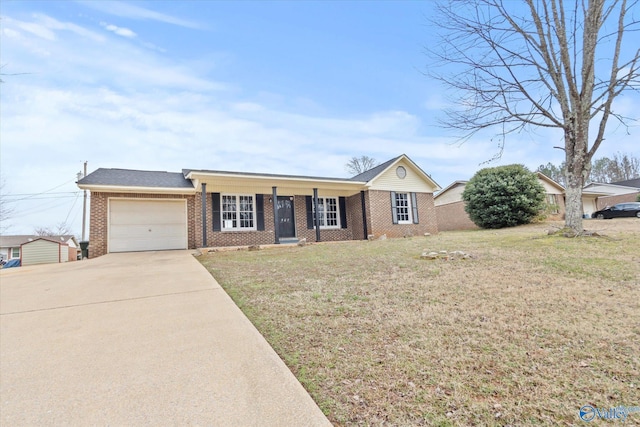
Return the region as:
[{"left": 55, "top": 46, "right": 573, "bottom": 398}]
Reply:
[
  {"left": 201, "top": 183, "right": 207, "bottom": 247},
  {"left": 272, "top": 186, "right": 279, "bottom": 244},
  {"left": 313, "top": 188, "right": 321, "bottom": 242},
  {"left": 360, "top": 190, "right": 368, "bottom": 240}
]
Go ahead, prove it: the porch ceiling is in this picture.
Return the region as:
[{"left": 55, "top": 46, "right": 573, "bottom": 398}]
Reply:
[{"left": 187, "top": 172, "right": 366, "bottom": 197}]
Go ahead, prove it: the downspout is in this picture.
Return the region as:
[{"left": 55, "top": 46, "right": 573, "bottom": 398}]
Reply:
[
  {"left": 360, "top": 190, "right": 368, "bottom": 240},
  {"left": 313, "top": 188, "right": 321, "bottom": 242},
  {"left": 272, "top": 187, "right": 279, "bottom": 244},
  {"left": 201, "top": 183, "right": 207, "bottom": 247}
]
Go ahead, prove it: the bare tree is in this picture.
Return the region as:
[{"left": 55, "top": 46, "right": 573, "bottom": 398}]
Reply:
[
  {"left": 429, "top": 0, "right": 639, "bottom": 233},
  {"left": 34, "top": 222, "right": 73, "bottom": 237},
  {"left": 536, "top": 162, "right": 566, "bottom": 186},
  {"left": 541, "top": 152, "right": 639, "bottom": 184},
  {"left": 610, "top": 152, "right": 640, "bottom": 181},
  {"left": 346, "top": 156, "right": 379, "bottom": 176}
]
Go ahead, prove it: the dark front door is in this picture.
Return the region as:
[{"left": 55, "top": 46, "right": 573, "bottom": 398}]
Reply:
[{"left": 277, "top": 196, "right": 296, "bottom": 238}]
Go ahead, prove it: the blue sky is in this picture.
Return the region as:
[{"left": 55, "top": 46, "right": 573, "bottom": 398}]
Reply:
[{"left": 1, "top": 1, "right": 638, "bottom": 236}]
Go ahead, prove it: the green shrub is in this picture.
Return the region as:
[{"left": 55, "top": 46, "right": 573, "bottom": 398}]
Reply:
[{"left": 462, "top": 164, "right": 546, "bottom": 229}]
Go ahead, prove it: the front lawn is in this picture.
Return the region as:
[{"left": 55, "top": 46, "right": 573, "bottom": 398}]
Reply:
[{"left": 199, "top": 220, "right": 640, "bottom": 426}]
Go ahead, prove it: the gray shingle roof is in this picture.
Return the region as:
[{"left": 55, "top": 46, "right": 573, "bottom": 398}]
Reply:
[
  {"left": 78, "top": 168, "right": 194, "bottom": 189},
  {"left": 349, "top": 156, "right": 401, "bottom": 182},
  {"left": 610, "top": 178, "right": 640, "bottom": 188},
  {"left": 182, "top": 168, "right": 363, "bottom": 183},
  {"left": 0, "top": 235, "right": 76, "bottom": 248}
]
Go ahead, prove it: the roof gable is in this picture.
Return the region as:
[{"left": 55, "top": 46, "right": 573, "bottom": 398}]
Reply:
[
  {"left": 535, "top": 172, "right": 565, "bottom": 192},
  {"left": 21, "top": 237, "right": 68, "bottom": 247},
  {"left": 434, "top": 181, "right": 468, "bottom": 206},
  {"left": 357, "top": 155, "right": 440, "bottom": 192},
  {"left": 434, "top": 181, "right": 468, "bottom": 199},
  {"left": 0, "top": 235, "right": 78, "bottom": 248}
]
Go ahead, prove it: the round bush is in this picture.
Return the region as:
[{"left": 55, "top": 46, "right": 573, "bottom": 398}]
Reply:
[{"left": 462, "top": 164, "right": 546, "bottom": 229}]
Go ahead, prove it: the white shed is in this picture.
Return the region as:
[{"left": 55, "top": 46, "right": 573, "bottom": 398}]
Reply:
[{"left": 21, "top": 238, "right": 69, "bottom": 266}]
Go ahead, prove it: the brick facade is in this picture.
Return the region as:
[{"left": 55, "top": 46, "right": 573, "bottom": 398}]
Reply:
[
  {"left": 88, "top": 192, "right": 196, "bottom": 258},
  {"left": 88, "top": 189, "right": 439, "bottom": 256},
  {"left": 596, "top": 192, "right": 640, "bottom": 210},
  {"left": 366, "top": 190, "right": 438, "bottom": 238},
  {"left": 435, "top": 201, "right": 479, "bottom": 231},
  {"left": 194, "top": 193, "right": 277, "bottom": 248},
  {"left": 347, "top": 192, "right": 367, "bottom": 241}
]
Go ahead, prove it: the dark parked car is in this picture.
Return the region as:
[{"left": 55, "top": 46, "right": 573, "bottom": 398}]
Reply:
[{"left": 591, "top": 202, "right": 640, "bottom": 219}]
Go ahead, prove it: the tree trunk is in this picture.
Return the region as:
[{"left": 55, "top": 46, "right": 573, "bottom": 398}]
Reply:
[
  {"left": 564, "top": 123, "right": 590, "bottom": 233},
  {"left": 564, "top": 177, "right": 584, "bottom": 232}
]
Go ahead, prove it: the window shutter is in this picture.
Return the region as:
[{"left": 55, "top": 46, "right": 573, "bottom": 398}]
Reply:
[
  {"left": 411, "top": 192, "right": 419, "bottom": 224},
  {"left": 339, "top": 197, "right": 347, "bottom": 229},
  {"left": 306, "top": 196, "right": 314, "bottom": 229},
  {"left": 212, "top": 193, "right": 221, "bottom": 232},
  {"left": 390, "top": 191, "right": 398, "bottom": 224},
  {"left": 256, "top": 194, "right": 265, "bottom": 231}
]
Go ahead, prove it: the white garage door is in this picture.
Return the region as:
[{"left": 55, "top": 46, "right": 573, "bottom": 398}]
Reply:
[{"left": 109, "top": 199, "right": 187, "bottom": 253}]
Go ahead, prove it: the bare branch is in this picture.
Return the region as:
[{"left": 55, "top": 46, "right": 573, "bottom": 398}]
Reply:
[{"left": 427, "top": 0, "right": 639, "bottom": 232}]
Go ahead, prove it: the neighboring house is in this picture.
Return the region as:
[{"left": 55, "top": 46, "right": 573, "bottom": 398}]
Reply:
[
  {"left": 77, "top": 154, "right": 441, "bottom": 257},
  {"left": 433, "top": 181, "right": 478, "bottom": 231},
  {"left": 582, "top": 179, "right": 640, "bottom": 215},
  {"left": 21, "top": 238, "right": 69, "bottom": 266},
  {"left": 434, "top": 173, "right": 566, "bottom": 231},
  {"left": 0, "top": 235, "right": 78, "bottom": 265},
  {"left": 536, "top": 173, "right": 566, "bottom": 220}
]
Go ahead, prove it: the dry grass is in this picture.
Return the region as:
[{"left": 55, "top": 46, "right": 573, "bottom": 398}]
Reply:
[{"left": 199, "top": 219, "right": 640, "bottom": 426}]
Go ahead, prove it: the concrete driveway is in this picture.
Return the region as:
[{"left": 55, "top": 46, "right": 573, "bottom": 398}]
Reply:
[{"left": 0, "top": 251, "right": 331, "bottom": 426}]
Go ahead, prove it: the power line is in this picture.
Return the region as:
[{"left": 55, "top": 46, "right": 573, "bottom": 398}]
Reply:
[
  {"left": 0, "top": 179, "right": 78, "bottom": 203},
  {"left": 63, "top": 192, "right": 81, "bottom": 225},
  {"left": 2, "top": 193, "right": 81, "bottom": 203},
  {"left": 2, "top": 191, "right": 79, "bottom": 197},
  {"left": 11, "top": 196, "right": 80, "bottom": 218}
]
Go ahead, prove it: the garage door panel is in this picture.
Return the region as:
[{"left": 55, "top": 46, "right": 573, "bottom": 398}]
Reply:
[
  {"left": 111, "top": 210, "right": 185, "bottom": 225},
  {"left": 110, "top": 225, "right": 185, "bottom": 239},
  {"left": 109, "top": 199, "right": 187, "bottom": 253},
  {"left": 109, "top": 236, "right": 186, "bottom": 253}
]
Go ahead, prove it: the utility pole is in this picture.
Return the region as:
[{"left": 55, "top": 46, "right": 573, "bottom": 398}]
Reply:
[{"left": 81, "top": 161, "right": 87, "bottom": 242}]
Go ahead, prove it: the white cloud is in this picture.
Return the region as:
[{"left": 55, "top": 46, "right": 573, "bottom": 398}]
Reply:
[
  {"left": 33, "top": 13, "right": 105, "bottom": 42},
  {"left": 2, "top": 13, "right": 224, "bottom": 92},
  {"left": 2, "top": 27, "right": 21, "bottom": 38},
  {"left": 100, "top": 22, "right": 137, "bottom": 38},
  {"left": 5, "top": 16, "right": 56, "bottom": 40},
  {"left": 78, "top": 1, "right": 203, "bottom": 29}
]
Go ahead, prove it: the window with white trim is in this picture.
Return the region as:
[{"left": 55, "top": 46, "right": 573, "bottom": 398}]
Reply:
[
  {"left": 313, "top": 197, "right": 340, "bottom": 228},
  {"left": 11, "top": 248, "right": 20, "bottom": 258},
  {"left": 395, "top": 192, "right": 412, "bottom": 224},
  {"left": 222, "top": 194, "right": 255, "bottom": 230}
]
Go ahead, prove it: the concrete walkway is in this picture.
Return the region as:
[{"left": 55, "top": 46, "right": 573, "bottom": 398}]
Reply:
[{"left": 0, "top": 251, "right": 331, "bottom": 426}]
